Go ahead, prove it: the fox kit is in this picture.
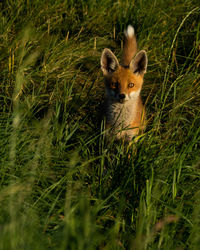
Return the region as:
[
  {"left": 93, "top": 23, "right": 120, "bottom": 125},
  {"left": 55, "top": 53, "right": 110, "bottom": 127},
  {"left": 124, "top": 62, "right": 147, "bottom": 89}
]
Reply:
[{"left": 101, "top": 25, "right": 148, "bottom": 141}]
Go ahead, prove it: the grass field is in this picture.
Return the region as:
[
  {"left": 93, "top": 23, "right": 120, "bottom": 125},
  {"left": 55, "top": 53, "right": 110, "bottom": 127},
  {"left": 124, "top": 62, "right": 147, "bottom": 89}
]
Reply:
[{"left": 0, "top": 0, "right": 200, "bottom": 249}]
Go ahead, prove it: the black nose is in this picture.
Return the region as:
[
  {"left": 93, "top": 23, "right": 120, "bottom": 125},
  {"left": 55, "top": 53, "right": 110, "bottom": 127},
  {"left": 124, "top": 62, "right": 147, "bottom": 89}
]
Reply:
[{"left": 119, "top": 94, "right": 125, "bottom": 100}]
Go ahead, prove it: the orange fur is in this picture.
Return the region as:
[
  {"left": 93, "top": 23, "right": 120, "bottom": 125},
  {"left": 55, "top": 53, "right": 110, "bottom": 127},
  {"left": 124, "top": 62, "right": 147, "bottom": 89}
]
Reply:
[{"left": 121, "top": 27, "right": 137, "bottom": 66}]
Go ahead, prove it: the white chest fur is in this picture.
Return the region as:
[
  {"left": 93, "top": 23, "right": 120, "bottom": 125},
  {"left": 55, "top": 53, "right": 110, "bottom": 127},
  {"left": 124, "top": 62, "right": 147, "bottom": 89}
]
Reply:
[{"left": 105, "top": 98, "right": 139, "bottom": 140}]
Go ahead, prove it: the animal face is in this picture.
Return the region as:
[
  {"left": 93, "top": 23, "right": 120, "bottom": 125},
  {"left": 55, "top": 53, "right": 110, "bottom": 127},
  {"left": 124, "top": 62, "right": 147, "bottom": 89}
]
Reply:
[
  {"left": 101, "top": 48, "right": 147, "bottom": 103},
  {"left": 105, "top": 66, "right": 143, "bottom": 103}
]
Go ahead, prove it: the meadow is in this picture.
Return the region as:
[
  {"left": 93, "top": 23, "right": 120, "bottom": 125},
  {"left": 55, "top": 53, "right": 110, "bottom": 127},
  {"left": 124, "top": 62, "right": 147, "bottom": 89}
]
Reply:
[{"left": 0, "top": 0, "right": 200, "bottom": 249}]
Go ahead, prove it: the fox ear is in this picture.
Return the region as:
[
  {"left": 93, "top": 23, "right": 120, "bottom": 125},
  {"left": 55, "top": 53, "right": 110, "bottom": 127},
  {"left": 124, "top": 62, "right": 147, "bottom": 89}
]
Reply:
[
  {"left": 130, "top": 50, "right": 148, "bottom": 75},
  {"left": 101, "top": 48, "right": 119, "bottom": 75}
]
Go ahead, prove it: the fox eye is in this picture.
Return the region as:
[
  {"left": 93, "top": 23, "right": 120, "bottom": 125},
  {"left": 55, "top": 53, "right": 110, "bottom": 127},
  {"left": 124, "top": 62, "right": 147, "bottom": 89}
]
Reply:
[
  {"left": 128, "top": 83, "right": 135, "bottom": 88},
  {"left": 112, "top": 82, "right": 118, "bottom": 88}
]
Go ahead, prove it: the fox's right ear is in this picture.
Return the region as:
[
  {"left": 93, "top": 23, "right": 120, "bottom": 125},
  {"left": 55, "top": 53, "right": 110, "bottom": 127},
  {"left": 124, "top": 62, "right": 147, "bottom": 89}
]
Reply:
[{"left": 101, "top": 48, "right": 119, "bottom": 75}]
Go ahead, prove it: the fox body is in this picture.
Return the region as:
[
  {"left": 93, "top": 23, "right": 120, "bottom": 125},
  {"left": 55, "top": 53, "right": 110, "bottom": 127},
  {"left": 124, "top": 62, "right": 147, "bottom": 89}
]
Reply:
[{"left": 101, "top": 25, "right": 148, "bottom": 141}]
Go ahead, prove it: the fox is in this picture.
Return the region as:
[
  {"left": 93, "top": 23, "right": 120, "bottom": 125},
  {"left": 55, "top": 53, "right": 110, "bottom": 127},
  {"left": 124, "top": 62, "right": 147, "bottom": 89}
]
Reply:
[{"left": 101, "top": 25, "right": 148, "bottom": 141}]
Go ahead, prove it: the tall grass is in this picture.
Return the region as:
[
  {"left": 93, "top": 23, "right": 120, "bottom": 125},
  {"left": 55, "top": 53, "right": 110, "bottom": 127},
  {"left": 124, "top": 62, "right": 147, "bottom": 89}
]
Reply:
[{"left": 0, "top": 0, "right": 200, "bottom": 249}]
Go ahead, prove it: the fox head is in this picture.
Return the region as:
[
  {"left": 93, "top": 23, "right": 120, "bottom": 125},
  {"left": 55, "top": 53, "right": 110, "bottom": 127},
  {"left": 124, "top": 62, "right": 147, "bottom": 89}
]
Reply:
[{"left": 101, "top": 26, "right": 147, "bottom": 103}]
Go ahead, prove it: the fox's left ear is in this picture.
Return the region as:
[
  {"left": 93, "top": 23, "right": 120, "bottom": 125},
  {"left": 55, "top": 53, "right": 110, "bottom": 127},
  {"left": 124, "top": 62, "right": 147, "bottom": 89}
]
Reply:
[{"left": 130, "top": 50, "right": 148, "bottom": 75}]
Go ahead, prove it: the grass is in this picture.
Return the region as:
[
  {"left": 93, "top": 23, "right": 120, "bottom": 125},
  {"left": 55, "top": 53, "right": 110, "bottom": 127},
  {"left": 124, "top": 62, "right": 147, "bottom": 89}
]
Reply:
[{"left": 0, "top": 0, "right": 200, "bottom": 249}]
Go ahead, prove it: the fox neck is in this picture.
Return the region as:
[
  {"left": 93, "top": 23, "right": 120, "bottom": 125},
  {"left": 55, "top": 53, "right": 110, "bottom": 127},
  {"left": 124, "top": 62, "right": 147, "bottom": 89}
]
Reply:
[{"left": 106, "top": 94, "right": 141, "bottom": 127}]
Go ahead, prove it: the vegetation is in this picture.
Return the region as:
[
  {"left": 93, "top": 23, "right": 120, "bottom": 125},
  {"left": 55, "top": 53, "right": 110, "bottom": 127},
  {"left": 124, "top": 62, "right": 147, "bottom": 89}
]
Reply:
[{"left": 0, "top": 0, "right": 200, "bottom": 249}]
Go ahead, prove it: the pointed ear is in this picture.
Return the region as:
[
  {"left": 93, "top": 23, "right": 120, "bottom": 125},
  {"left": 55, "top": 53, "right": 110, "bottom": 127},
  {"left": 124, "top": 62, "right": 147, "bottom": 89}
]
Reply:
[
  {"left": 130, "top": 50, "right": 148, "bottom": 75},
  {"left": 101, "top": 48, "right": 119, "bottom": 75}
]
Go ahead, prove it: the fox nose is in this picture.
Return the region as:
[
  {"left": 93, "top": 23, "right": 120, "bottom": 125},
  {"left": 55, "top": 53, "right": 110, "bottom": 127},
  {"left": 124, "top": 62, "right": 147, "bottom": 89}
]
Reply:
[{"left": 119, "top": 94, "right": 125, "bottom": 100}]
